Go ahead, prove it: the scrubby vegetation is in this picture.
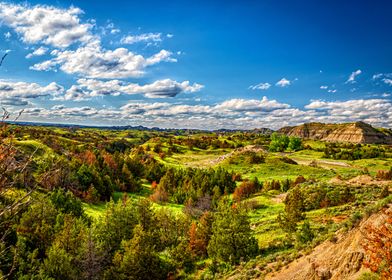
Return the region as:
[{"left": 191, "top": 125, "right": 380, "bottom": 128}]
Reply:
[{"left": 1, "top": 120, "right": 392, "bottom": 279}]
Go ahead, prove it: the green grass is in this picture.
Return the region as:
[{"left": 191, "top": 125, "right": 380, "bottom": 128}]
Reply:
[
  {"left": 222, "top": 155, "right": 336, "bottom": 181},
  {"left": 246, "top": 193, "right": 285, "bottom": 247},
  {"left": 83, "top": 185, "right": 185, "bottom": 219},
  {"left": 82, "top": 202, "right": 106, "bottom": 219}
]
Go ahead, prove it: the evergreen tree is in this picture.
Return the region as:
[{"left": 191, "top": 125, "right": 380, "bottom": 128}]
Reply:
[
  {"left": 106, "top": 225, "right": 168, "bottom": 280},
  {"left": 207, "top": 200, "right": 258, "bottom": 264}
]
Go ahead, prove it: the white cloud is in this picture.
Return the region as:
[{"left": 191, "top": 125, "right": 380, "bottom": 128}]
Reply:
[
  {"left": 320, "top": 85, "right": 328, "bottom": 90},
  {"left": 9, "top": 96, "right": 392, "bottom": 129},
  {"left": 0, "top": 2, "right": 94, "bottom": 48},
  {"left": 0, "top": 80, "right": 63, "bottom": 99},
  {"left": 166, "top": 34, "right": 174, "bottom": 38},
  {"left": 59, "top": 78, "right": 204, "bottom": 100},
  {"left": 4, "top": 31, "right": 11, "bottom": 40},
  {"left": 327, "top": 89, "right": 337, "bottom": 93},
  {"left": 120, "top": 33, "right": 162, "bottom": 44},
  {"left": 249, "top": 82, "right": 271, "bottom": 90},
  {"left": 383, "top": 79, "right": 392, "bottom": 86},
  {"left": 305, "top": 98, "right": 391, "bottom": 125},
  {"left": 346, "top": 69, "right": 362, "bottom": 84},
  {"left": 0, "top": 97, "right": 29, "bottom": 106},
  {"left": 372, "top": 73, "right": 392, "bottom": 87},
  {"left": 26, "top": 46, "right": 48, "bottom": 58},
  {"left": 31, "top": 41, "right": 177, "bottom": 79},
  {"left": 215, "top": 96, "right": 289, "bottom": 112},
  {"left": 276, "top": 78, "right": 291, "bottom": 87},
  {"left": 0, "top": 79, "right": 63, "bottom": 106}
]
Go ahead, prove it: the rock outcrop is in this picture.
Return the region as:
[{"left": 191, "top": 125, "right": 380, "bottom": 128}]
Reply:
[
  {"left": 278, "top": 122, "right": 392, "bottom": 144},
  {"left": 266, "top": 205, "right": 392, "bottom": 280}
]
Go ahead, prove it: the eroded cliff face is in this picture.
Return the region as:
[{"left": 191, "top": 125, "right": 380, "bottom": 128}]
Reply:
[
  {"left": 266, "top": 206, "right": 392, "bottom": 280},
  {"left": 278, "top": 122, "right": 392, "bottom": 144}
]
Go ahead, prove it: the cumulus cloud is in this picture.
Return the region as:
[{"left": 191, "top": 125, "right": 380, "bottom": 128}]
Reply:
[
  {"left": 276, "top": 78, "right": 291, "bottom": 87},
  {"left": 249, "top": 82, "right": 271, "bottom": 90},
  {"left": 1, "top": 97, "right": 29, "bottom": 106},
  {"left": 346, "top": 69, "right": 362, "bottom": 84},
  {"left": 31, "top": 41, "right": 177, "bottom": 79},
  {"left": 0, "top": 2, "right": 94, "bottom": 48},
  {"left": 320, "top": 85, "right": 328, "bottom": 90},
  {"left": 26, "top": 46, "right": 48, "bottom": 58},
  {"left": 0, "top": 80, "right": 63, "bottom": 99},
  {"left": 13, "top": 96, "right": 392, "bottom": 129},
  {"left": 0, "top": 2, "right": 181, "bottom": 80},
  {"left": 0, "top": 80, "right": 63, "bottom": 107},
  {"left": 121, "top": 33, "right": 162, "bottom": 44},
  {"left": 215, "top": 97, "right": 289, "bottom": 112},
  {"left": 305, "top": 98, "right": 391, "bottom": 127},
  {"left": 59, "top": 78, "right": 204, "bottom": 100}
]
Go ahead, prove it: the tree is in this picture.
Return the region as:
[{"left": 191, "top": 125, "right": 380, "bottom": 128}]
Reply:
[
  {"left": 288, "top": 137, "right": 303, "bottom": 151},
  {"left": 50, "top": 189, "right": 84, "bottom": 218},
  {"left": 296, "top": 220, "right": 314, "bottom": 244},
  {"left": 278, "top": 186, "right": 305, "bottom": 232},
  {"left": 94, "top": 200, "right": 138, "bottom": 255},
  {"left": 269, "top": 133, "right": 289, "bottom": 152},
  {"left": 106, "top": 225, "right": 168, "bottom": 280},
  {"left": 79, "top": 230, "right": 105, "bottom": 280},
  {"left": 207, "top": 200, "right": 258, "bottom": 264},
  {"left": 41, "top": 244, "right": 76, "bottom": 280}
]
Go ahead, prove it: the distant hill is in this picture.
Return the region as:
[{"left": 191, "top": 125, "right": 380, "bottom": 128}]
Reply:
[
  {"left": 278, "top": 121, "right": 392, "bottom": 144},
  {"left": 8, "top": 121, "right": 273, "bottom": 134}
]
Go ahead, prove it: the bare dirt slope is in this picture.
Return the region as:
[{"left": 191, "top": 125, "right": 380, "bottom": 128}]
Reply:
[
  {"left": 266, "top": 205, "right": 392, "bottom": 280},
  {"left": 278, "top": 122, "right": 392, "bottom": 144}
]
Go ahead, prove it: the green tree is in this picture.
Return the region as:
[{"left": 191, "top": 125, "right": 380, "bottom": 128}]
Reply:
[
  {"left": 106, "top": 225, "right": 168, "bottom": 280},
  {"left": 94, "top": 200, "right": 138, "bottom": 255},
  {"left": 269, "top": 133, "right": 290, "bottom": 152},
  {"left": 296, "top": 220, "right": 314, "bottom": 244},
  {"left": 288, "top": 137, "right": 303, "bottom": 151},
  {"left": 207, "top": 201, "right": 258, "bottom": 264},
  {"left": 50, "top": 189, "right": 84, "bottom": 218},
  {"left": 278, "top": 186, "right": 305, "bottom": 232},
  {"left": 40, "top": 244, "right": 76, "bottom": 280}
]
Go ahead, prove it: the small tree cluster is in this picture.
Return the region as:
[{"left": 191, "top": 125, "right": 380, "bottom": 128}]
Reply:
[
  {"left": 233, "top": 178, "right": 261, "bottom": 202},
  {"left": 269, "top": 133, "right": 303, "bottom": 152}
]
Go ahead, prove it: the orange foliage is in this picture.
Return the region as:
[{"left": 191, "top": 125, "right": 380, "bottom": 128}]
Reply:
[
  {"left": 79, "top": 150, "right": 97, "bottom": 165},
  {"left": 188, "top": 221, "right": 208, "bottom": 257},
  {"left": 376, "top": 169, "right": 392, "bottom": 180},
  {"left": 294, "top": 175, "right": 306, "bottom": 185},
  {"left": 362, "top": 210, "right": 392, "bottom": 279},
  {"left": 149, "top": 187, "right": 168, "bottom": 203},
  {"left": 151, "top": 181, "right": 158, "bottom": 190},
  {"left": 233, "top": 180, "right": 256, "bottom": 202},
  {"left": 103, "top": 152, "right": 117, "bottom": 171}
]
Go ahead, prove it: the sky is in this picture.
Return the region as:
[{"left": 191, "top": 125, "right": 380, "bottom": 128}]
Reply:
[{"left": 0, "top": 0, "right": 391, "bottom": 130}]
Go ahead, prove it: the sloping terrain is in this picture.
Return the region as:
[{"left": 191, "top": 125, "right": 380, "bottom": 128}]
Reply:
[
  {"left": 278, "top": 122, "right": 392, "bottom": 144},
  {"left": 266, "top": 205, "right": 392, "bottom": 280}
]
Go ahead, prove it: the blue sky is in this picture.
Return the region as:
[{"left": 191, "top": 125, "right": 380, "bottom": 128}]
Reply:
[{"left": 0, "top": 0, "right": 391, "bottom": 129}]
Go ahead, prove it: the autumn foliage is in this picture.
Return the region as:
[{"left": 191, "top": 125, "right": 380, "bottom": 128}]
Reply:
[
  {"left": 362, "top": 209, "right": 392, "bottom": 279},
  {"left": 233, "top": 179, "right": 259, "bottom": 202},
  {"left": 376, "top": 168, "right": 392, "bottom": 180}
]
